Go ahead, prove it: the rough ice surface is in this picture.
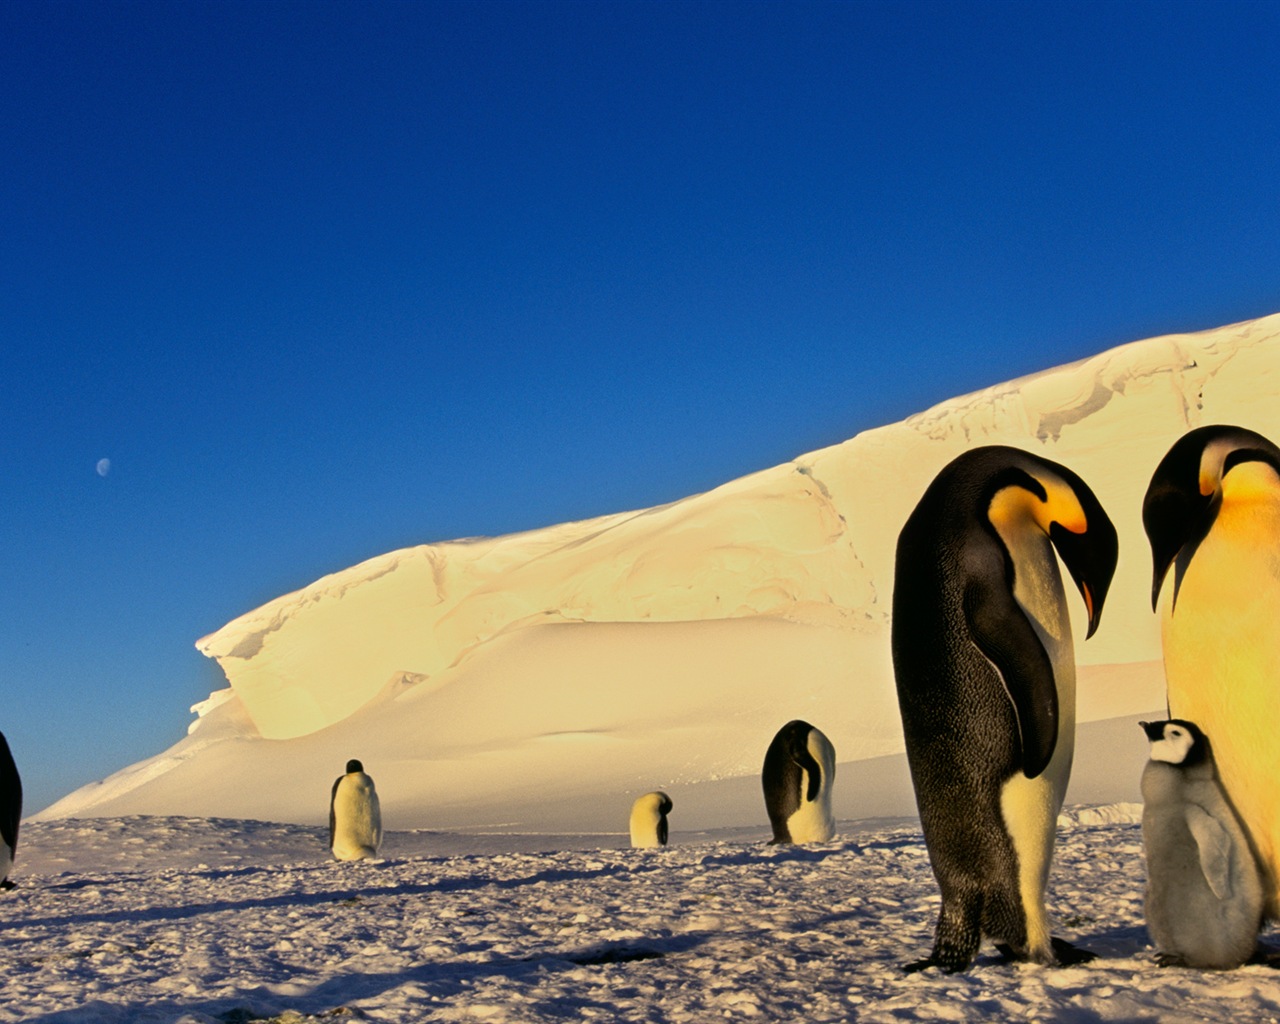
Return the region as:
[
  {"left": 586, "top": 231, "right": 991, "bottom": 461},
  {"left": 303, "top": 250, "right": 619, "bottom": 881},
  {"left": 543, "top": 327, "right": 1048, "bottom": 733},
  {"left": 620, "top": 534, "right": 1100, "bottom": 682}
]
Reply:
[{"left": 6, "top": 813, "right": 1280, "bottom": 1024}]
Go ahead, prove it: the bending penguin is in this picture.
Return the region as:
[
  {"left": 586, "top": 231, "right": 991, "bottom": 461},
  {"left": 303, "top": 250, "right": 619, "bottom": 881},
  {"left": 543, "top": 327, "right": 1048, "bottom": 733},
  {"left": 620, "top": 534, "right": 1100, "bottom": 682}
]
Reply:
[
  {"left": 329, "top": 759, "right": 382, "bottom": 861},
  {"left": 1143, "top": 424, "right": 1280, "bottom": 919},
  {"left": 1140, "top": 719, "right": 1263, "bottom": 969},
  {"left": 762, "top": 720, "right": 836, "bottom": 844},
  {"left": 629, "top": 791, "right": 672, "bottom": 848},
  {"left": 0, "top": 732, "right": 19, "bottom": 890},
  {"left": 891, "top": 446, "right": 1117, "bottom": 972}
]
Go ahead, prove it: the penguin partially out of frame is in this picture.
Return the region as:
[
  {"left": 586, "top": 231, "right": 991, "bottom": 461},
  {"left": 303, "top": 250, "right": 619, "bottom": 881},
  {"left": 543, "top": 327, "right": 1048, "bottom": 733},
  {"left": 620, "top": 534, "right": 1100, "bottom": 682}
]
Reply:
[
  {"left": 1143, "top": 424, "right": 1280, "bottom": 919},
  {"left": 891, "top": 445, "right": 1117, "bottom": 973},
  {"left": 329, "top": 758, "right": 382, "bottom": 861},
  {"left": 0, "top": 732, "right": 19, "bottom": 890},
  {"left": 1140, "top": 719, "right": 1264, "bottom": 969},
  {"left": 761, "top": 720, "right": 836, "bottom": 844},
  {"left": 629, "top": 791, "right": 672, "bottom": 849}
]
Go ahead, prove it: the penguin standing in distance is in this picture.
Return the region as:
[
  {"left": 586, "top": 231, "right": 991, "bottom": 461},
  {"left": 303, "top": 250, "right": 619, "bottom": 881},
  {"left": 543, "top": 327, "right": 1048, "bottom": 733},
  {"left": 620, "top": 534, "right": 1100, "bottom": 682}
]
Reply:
[
  {"left": 629, "top": 791, "right": 672, "bottom": 848},
  {"left": 1143, "top": 424, "right": 1280, "bottom": 920},
  {"left": 762, "top": 720, "right": 836, "bottom": 844},
  {"left": 329, "top": 759, "right": 382, "bottom": 861},
  {"left": 0, "top": 732, "right": 20, "bottom": 890},
  {"left": 891, "top": 445, "right": 1117, "bottom": 972},
  {"left": 1139, "top": 719, "right": 1264, "bottom": 969}
]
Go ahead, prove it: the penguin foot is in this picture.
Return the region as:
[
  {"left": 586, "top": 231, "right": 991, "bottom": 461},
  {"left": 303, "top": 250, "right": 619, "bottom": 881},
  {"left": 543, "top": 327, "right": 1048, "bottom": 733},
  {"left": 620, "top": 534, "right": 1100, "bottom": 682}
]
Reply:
[
  {"left": 1155, "top": 953, "right": 1188, "bottom": 968},
  {"left": 1246, "top": 948, "right": 1280, "bottom": 970},
  {"left": 0, "top": 878, "right": 14, "bottom": 891},
  {"left": 1050, "top": 937, "right": 1097, "bottom": 966},
  {"left": 903, "top": 950, "right": 973, "bottom": 974},
  {"left": 991, "top": 939, "right": 1095, "bottom": 966}
]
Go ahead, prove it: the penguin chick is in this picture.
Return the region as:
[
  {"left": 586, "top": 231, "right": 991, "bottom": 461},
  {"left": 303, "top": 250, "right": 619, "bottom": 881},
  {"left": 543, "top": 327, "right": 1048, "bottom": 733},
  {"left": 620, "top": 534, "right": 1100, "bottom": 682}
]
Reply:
[{"left": 1141, "top": 719, "right": 1264, "bottom": 969}]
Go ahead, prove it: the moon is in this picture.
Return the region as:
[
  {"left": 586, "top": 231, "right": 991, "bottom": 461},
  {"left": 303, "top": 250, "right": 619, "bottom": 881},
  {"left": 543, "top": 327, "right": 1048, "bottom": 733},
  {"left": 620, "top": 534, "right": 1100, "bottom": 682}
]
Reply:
[{"left": 96, "top": 458, "right": 111, "bottom": 477}]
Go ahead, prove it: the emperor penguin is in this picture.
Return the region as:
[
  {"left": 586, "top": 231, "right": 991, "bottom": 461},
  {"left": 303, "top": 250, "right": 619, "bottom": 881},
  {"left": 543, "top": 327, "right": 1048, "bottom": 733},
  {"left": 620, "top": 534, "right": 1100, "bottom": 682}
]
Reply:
[
  {"left": 1143, "top": 425, "right": 1280, "bottom": 918},
  {"left": 1140, "top": 719, "right": 1263, "bottom": 969},
  {"left": 0, "top": 732, "right": 20, "bottom": 890},
  {"left": 329, "top": 759, "right": 382, "bottom": 861},
  {"left": 892, "top": 446, "right": 1117, "bottom": 972},
  {"left": 762, "top": 720, "right": 836, "bottom": 844},
  {"left": 629, "top": 791, "right": 672, "bottom": 848}
]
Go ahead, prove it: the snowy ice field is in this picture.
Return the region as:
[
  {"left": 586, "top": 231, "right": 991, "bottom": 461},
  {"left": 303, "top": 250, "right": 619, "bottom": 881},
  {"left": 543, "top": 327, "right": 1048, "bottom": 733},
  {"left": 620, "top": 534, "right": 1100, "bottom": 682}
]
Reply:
[{"left": 5, "top": 811, "right": 1280, "bottom": 1023}]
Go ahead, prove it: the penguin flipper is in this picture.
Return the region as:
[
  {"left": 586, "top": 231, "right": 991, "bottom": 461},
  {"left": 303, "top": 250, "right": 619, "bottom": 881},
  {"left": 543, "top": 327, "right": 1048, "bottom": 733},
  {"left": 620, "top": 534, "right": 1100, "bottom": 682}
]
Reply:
[
  {"left": 964, "top": 579, "right": 1059, "bottom": 778},
  {"left": 328, "top": 776, "right": 341, "bottom": 850},
  {"left": 791, "top": 747, "right": 824, "bottom": 804},
  {"left": 1185, "top": 804, "right": 1234, "bottom": 900}
]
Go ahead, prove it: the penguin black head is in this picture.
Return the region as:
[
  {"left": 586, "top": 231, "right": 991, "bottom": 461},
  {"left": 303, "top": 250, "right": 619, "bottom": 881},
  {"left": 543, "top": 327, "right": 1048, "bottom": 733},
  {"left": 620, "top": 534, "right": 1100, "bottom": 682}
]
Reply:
[
  {"left": 656, "top": 792, "right": 673, "bottom": 815},
  {"left": 1143, "top": 425, "right": 1280, "bottom": 612},
  {"left": 1141, "top": 719, "right": 1209, "bottom": 767},
  {"left": 981, "top": 451, "right": 1119, "bottom": 638},
  {"left": 345, "top": 759, "right": 364, "bottom": 774}
]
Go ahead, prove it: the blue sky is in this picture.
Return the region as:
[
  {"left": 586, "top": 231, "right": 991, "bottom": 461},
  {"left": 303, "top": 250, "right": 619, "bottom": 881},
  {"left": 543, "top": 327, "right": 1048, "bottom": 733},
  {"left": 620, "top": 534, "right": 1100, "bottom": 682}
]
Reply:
[{"left": 3, "top": 0, "right": 1278, "bottom": 813}]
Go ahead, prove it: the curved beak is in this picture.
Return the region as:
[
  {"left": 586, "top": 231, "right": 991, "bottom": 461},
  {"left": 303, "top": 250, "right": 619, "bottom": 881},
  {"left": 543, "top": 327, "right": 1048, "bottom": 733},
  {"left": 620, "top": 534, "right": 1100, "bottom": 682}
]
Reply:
[{"left": 1048, "top": 518, "right": 1117, "bottom": 639}]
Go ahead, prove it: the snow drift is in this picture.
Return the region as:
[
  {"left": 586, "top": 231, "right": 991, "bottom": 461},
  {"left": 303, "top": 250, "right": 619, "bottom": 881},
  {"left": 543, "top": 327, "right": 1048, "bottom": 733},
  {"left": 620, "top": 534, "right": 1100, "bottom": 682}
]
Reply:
[{"left": 39, "top": 313, "right": 1280, "bottom": 830}]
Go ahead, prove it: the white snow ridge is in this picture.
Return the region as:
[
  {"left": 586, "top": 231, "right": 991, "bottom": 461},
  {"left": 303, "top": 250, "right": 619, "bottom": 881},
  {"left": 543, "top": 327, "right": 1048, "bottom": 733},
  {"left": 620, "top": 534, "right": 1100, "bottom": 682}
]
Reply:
[
  {"left": 16, "top": 313, "right": 1280, "bottom": 1021},
  {"left": 41, "top": 313, "right": 1280, "bottom": 831}
]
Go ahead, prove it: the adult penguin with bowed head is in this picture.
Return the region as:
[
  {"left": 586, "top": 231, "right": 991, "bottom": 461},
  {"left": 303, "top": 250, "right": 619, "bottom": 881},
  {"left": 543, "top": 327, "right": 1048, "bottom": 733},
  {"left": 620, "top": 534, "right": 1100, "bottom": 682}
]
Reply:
[
  {"left": 329, "top": 759, "right": 382, "bottom": 861},
  {"left": 1143, "top": 424, "right": 1280, "bottom": 919},
  {"left": 891, "top": 445, "right": 1117, "bottom": 973},
  {"left": 0, "top": 731, "right": 19, "bottom": 889},
  {"left": 629, "top": 791, "right": 672, "bottom": 848},
  {"left": 761, "top": 720, "right": 836, "bottom": 844},
  {"left": 1139, "top": 719, "right": 1264, "bottom": 969}
]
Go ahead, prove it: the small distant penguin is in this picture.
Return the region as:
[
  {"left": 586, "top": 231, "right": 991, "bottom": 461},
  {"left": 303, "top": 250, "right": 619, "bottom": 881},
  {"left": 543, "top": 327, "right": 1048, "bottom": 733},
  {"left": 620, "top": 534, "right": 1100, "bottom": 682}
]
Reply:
[
  {"left": 629, "top": 791, "right": 672, "bottom": 849},
  {"left": 762, "top": 720, "right": 836, "bottom": 844},
  {"left": 892, "top": 446, "right": 1117, "bottom": 972},
  {"left": 329, "top": 759, "right": 382, "bottom": 861},
  {"left": 0, "top": 732, "right": 20, "bottom": 890},
  {"left": 1143, "top": 425, "right": 1280, "bottom": 918},
  {"left": 1140, "top": 719, "right": 1263, "bottom": 969}
]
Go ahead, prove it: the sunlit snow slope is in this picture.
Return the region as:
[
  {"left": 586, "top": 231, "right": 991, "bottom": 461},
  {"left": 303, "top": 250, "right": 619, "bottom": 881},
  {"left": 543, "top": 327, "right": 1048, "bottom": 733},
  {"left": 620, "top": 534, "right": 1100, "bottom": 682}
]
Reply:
[{"left": 41, "top": 314, "right": 1280, "bottom": 830}]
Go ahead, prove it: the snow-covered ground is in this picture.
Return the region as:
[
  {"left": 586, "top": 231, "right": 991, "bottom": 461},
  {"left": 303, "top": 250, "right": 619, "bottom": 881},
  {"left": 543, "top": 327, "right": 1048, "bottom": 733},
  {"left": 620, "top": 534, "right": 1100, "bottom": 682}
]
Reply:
[{"left": 6, "top": 813, "right": 1280, "bottom": 1023}]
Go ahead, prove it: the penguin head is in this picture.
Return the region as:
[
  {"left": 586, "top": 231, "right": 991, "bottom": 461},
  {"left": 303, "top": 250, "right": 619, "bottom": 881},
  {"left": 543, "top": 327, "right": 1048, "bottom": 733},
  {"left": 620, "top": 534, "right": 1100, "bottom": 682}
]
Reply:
[
  {"left": 1141, "top": 719, "right": 1209, "bottom": 767},
  {"left": 345, "top": 759, "right": 364, "bottom": 774},
  {"left": 1143, "top": 425, "right": 1280, "bottom": 612},
  {"left": 656, "top": 791, "right": 673, "bottom": 816},
  {"left": 985, "top": 455, "right": 1118, "bottom": 637}
]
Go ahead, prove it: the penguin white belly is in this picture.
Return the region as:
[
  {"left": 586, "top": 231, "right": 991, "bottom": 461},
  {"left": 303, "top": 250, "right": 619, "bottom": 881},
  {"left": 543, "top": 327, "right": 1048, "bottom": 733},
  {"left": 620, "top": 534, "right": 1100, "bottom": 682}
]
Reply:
[
  {"left": 997, "top": 529, "right": 1076, "bottom": 961},
  {"left": 0, "top": 841, "right": 11, "bottom": 884},
  {"left": 785, "top": 733, "right": 836, "bottom": 843},
  {"left": 332, "top": 776, "right": 382, "bottom": 861},
  {"left": 1162, "top": 489, "right": 1280, "bottom": 913}
]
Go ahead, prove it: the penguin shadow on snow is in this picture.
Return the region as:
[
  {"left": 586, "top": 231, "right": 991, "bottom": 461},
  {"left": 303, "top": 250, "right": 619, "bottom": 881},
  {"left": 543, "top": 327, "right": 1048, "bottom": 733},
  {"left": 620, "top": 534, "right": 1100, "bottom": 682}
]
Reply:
[
  {"left": 693, "top": 840, "right": 855, "bottom": 871},
  {"left": 5, "top": 858, "right": 668, "bottom": 933},
  {"left": 15, "top": 932, "right": 720, "bottom": 1024}
]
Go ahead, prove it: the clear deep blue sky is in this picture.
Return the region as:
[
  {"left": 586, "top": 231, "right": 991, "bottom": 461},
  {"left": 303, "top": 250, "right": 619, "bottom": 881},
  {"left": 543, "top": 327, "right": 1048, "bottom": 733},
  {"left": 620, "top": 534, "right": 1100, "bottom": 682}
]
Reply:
[{"left": 3, "top": 0, "right": 1278, "bottom": 813}]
